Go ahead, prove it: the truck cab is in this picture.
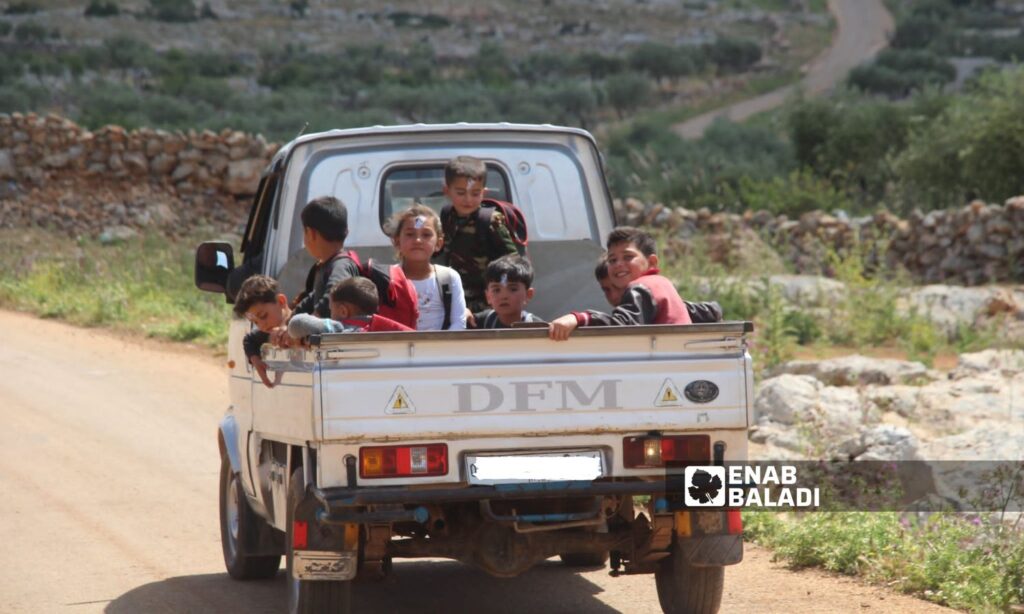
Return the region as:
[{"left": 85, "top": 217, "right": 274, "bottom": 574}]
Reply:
[{"left": 196, "top": 124, "right": 752, "bottom": 614}]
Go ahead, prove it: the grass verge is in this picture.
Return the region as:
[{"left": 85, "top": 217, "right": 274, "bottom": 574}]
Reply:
[
  {"left": 0, "top": 229, "right": 230, "bottom": 349},
  {"left": 743, "top": 511, "right": 1024, "bottom": 613}
]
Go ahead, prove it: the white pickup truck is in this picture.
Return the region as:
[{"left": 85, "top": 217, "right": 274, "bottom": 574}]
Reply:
[{"left": 194, "top": 124, "right": 753, "bottom": 614}]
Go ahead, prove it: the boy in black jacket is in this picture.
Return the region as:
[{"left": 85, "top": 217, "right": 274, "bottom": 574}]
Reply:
[
  {"left": 290, "top": 196, "right": 361, "bottom": 320},
  {"left": 594, "top": 252, "right": 723, "bottom": 322}
]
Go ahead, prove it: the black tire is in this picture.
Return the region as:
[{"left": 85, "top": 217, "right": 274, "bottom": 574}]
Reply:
[
  {"left": 654, "top": 541, "right": 724, "bottom": 614},
  {"left": 286, "top": 468, "right": 352, "bottom": 614},
  {"left": 559, "top": 552, "right": 610, "bottom": 567},
  {"left": 220, "top": 455, "right": 281, "bottom": 580}
]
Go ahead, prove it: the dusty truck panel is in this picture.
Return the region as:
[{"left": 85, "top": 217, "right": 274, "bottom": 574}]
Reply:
[
  {"left": 314, "top": 328, "right": 749, "bottom": 444},
  {"left": 197, "top": 124, "right": 752, "bottom": 614}
]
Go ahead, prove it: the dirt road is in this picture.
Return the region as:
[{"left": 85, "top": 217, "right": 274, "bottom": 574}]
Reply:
[
  {"left": 672, "top": 0, "right": 894, "bottom": 139},
  {"left": 0, "top": 309, "right": 954, "bottom": 613}
]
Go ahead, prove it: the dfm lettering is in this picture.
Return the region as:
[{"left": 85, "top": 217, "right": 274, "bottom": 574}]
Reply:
[{"left": 454, "top": 380, "right": 622, "bottom": 413}]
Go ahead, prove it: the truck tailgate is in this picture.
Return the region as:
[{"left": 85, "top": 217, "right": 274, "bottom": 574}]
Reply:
[{"left": 316, "top": 324, "right": 751, "bottom": 443}]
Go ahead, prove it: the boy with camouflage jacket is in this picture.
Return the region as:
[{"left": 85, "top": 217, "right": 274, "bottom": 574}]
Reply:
[{"left": 437, "top": 155, "right": 519, "bottom": 312}]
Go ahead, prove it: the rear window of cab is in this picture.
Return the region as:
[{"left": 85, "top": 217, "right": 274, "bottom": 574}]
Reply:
[{"left": 379, "top": 165, "right": 510, "bottom": 229}]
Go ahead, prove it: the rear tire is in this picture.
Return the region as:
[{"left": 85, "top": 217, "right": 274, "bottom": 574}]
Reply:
[
  {"left": 286, "top": 468, "right": 352, "bottom": 614},
  {"left": 654, "top": 541, "right": 724, "bottom": 614},
  {"left": 559, "top": 552, "right": 609, "bottom": 567},
  {"left": 219, "top": 455, "right": 281, "bottom": 580}
]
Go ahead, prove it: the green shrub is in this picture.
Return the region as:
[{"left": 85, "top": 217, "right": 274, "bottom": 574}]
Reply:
[
  {"left": 894, "top": 66, "right": 1024, "bottom": 207},
  {"left": 0, "top": 82, "right": 49, "bottom": 114},
  {"left": 891, "top": 15, "right": 947, "bottom": 49},
  {"left": 736, "top": 169, "right": 852, "bottom": 217},
  {"left": 84, "top": 0, "right": 119, "bottom": 17},
  {"left": 3, "top": 1, "right": 38, "bottom": 15},
  {"left": 786, "top": 90, "right": 937, "bottom": 209},
  {"left": 783, "top": 309, "right": 822, "bottom": 345},
  {"left": 13, "top": 20, "right": 47, "bottom": 43},
  {"left": 745, "top": 511, "right": 1024, "bottom": 613},
  {"left": 103, "top": 35, "right": 157, "bottom": 71},
  {"left": 147, "top": 0, "right": 196, "bottom": 22},
  {"left": 848, "top": 49, "right": 955, "bottom": 98},
  {"left": 605, "top": 73, "right": 652, "bottom": 118},
  {"left": 756, "top": 280, "right": 796, "bottom": 369},
  {"left": 703, "top": 37, "right": 762, "bottom": 74}
]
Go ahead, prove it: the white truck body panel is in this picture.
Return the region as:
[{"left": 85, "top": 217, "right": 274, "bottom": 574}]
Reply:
[{"left": 254, "top": 326, "right": 752, "bottom": 490}]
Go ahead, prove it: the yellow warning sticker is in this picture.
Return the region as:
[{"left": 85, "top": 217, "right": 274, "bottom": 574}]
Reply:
[
  {"left": 654, "top": 379, "right": 684, "bottom": 407},
  {"left": 386, "top": 386, "right": 416, "bottom": 414}
]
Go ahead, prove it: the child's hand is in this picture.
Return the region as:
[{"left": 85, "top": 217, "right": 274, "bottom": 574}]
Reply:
[
  {"left": 269, "top": 327, "right": 292, "bottom": 348},
  {"left": 250, "top": 356, "right": 275, "bottom": 389},
  {"left": 548, "top": 314, "right": 579, "bottom": 341},
  {"left": 465, "top": 308, "right": 477, "bottom": 329}
]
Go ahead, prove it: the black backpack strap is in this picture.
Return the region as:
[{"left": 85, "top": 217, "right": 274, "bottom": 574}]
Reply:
[
  {"left": 484, "top": 310, "right": 499, "bottom": 329},
  {"left": 294, "top": 250, "right": 351, "bottom": 308},
  {"left": 433, "top": 265, "right": 453, "bottom": 330},
  {"left": 440, "top": 204, "right": 457, "bottom": 241}
]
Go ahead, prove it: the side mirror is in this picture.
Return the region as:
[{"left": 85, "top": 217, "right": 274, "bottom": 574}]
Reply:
[{"left": 195, "top": 242, "right": 235, "bottom": 294}]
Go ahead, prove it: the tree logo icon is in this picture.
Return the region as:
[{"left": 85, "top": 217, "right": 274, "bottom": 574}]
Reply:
[{"left": 684, "top": 466, "right": 726, "bottom": 507}]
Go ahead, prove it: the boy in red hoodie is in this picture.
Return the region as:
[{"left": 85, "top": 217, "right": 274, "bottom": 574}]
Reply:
[{"left": 549, "top": 227, "right": 691, "bottom": 341}]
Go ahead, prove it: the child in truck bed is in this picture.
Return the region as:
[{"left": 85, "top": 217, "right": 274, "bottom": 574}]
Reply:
[
  {"left": 437, "top": 155, "right": 520, "bottom": 312},
  {"left": 290, "top": 196, "right": 360, "bottom": 320},
  {"left": 594, "top": 251, "right": 723, "bottom": 323},
  {"left": 471, "top": 255, "right": 544, "bottom": 329},
  {"left": 387, "top": 204, "right": 467, "bottom": 330},
  {"left": 550, "top": 227, "right": 691, "bottom": 340},
  {"left": 233, "top": 274, "right": 291, "bottom": 388},
  {"left": 288, "top": 277, "right": 413, "bottom": 342}
]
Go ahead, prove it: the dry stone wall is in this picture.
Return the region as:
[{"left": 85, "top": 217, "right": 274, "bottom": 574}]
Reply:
[
  {"left": 0, "top": 113, "right": 277, "bottom": 236},
  {"left": 1, "top": 113, "right": 1021, "bottom": 285},
  {"left": 615, "top": 197, "right": 1024, "bottom": 285}
]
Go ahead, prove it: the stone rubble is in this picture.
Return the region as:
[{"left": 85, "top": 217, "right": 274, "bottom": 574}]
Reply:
[
  {"left": 0, "top": 113, "right": 276, "bottom": 237},
  {"left": 752, "top": 351, "right": 1023, "bottom": 504}
]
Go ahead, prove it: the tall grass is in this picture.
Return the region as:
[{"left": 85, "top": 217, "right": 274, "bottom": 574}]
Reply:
[
  {"left": 744, "top": 511, "right": 1024, "bottom": 613},
  {"left": 0, "top": 229, "right": 229, "bottom": 348},
  {"left": 660, "top": 231, "right": 1016, "bottom": 372}
]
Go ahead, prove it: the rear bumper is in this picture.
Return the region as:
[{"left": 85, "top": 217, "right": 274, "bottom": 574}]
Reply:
[
  {"left": 313, "top": 478, "right": 689, "bottom": 522},
  {"left": 311, "top": 478, "right": 744, "bottom": 568}
]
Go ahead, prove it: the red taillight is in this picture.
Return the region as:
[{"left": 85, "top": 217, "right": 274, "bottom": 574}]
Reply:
[
  {"left": 623, "top": 435, "right": 710, "bottom": 468},
  {"left": 360, "top": 444, "right": 448, "bottom": 479},
  {"left": 292, "top": 520, "right": 308, "bottom": 550},
  {"left": 727, "top": 509, "right": 743, "bottom": 534}
]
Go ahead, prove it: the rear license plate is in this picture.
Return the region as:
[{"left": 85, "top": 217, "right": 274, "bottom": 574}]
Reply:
[
  {"left": 291, "top": 550, "right": 357, "bottom": 581},
  {"left": 466, "top": 450, "right": 604, "bottom": 485}
]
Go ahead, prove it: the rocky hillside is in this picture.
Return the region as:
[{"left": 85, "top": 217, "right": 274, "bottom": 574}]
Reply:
[{"left": 751, "top": 350, "right": 1024, "bottom": 506}]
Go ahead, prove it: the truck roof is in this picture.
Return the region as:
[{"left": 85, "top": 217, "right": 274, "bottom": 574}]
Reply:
[{"left": 270, "top": 122, "right": 599, "bottom": 167}]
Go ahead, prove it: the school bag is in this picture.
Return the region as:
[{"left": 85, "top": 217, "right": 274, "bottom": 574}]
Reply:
[
  {"left": 295, "top": 250, "right": 420, "bottom": 329},
  {"left": 347, "top": 251, "right": 420, "bottom": 330},
  {"left": 441, "top": 199, "right": 529, "bottom": 257},
  {"left": 434, "top": 265, "right": 454, "bottom": 330}
]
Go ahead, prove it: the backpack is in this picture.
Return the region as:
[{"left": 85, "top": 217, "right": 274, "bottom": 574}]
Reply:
[
  {"left": 329, "top": 251, "right": 421, "bottom": 330},
  {"left": 442, "top": 199, "right": 529, "bottom": 258},
  {"left": 434, "top": 265, "right": 454, "bottom": 330}
]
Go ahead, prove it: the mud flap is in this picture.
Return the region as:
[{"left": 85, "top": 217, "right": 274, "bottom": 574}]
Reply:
[{"left": 677, "top": 534, "right": 743, "bottom": 567}]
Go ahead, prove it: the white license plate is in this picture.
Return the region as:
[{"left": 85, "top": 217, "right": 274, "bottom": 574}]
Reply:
[
  {"left": 291, "top": 550, "right": 357, "bottom": 581},
  {"left": 466, "top": 450, "right": 604, "bottom": 485}
]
